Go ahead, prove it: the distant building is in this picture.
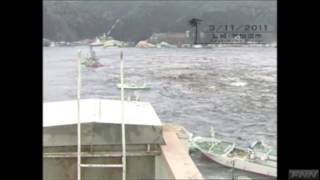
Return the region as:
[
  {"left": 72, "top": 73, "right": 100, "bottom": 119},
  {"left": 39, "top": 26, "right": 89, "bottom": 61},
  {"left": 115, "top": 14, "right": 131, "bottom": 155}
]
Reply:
[{"left": 185, "top": 30, "right": 190, "bottom": 38}]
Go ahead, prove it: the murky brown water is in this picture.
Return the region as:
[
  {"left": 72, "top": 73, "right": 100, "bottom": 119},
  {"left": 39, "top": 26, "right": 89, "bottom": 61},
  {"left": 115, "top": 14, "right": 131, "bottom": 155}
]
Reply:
[{"left": 43, "top": 46, "right": 277, "bottom": 179}]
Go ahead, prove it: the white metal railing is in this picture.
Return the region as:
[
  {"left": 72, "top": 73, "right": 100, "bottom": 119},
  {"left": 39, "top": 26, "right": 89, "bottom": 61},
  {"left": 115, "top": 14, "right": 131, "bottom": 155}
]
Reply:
[{"left": 76, "top": 50, "right": 126, "bottom": 180}]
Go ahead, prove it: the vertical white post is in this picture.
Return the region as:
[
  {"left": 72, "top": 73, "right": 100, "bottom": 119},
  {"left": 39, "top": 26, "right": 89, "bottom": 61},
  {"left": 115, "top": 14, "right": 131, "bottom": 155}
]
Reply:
[
  {"left": 77, "top": 50, "right": 82, "bottom": 180},
  {"left": 99, "top": 99, "right": 101, "bottom": 121},
  {"left": 120, "top": 51, "right": 126, "bottom": 180}
]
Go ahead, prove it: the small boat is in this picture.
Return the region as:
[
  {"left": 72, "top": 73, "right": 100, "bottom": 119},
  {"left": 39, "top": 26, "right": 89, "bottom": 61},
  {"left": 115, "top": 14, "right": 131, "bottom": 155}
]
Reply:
[
  {"left": 190, "top": 136, "right": 277, "bottom": 177},
  {"left": 117, "top": 83, "right": 151, "bottom": 90},
  {"left": 250, "top": 141, "right": 277, "bottom": 161},
  {"left": 192, "top": 44, "right": 203, "bottom": 48},
  {"left": 81, "top": 46, "right": 104, "bottom": 68},
  {"left": 81, "top": 57, "right": 103, "bottom": 68},
  {"left": 90, "top": 37, "right": 104, "bottom": 47}
]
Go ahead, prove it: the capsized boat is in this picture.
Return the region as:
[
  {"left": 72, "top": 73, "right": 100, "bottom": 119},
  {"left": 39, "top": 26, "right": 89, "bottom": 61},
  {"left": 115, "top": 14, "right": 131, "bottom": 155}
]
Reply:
[
  {"left": 190, "top": 135, "right": 277, "bottom": 177},
  {"left": 117, "top": 83, "right": 151, "bottom": 90}
]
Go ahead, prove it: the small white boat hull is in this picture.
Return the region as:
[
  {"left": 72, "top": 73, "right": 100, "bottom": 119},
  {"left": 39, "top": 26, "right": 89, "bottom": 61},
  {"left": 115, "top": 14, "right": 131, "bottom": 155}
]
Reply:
[
  {"left": 116, "top": 83, "right": 151, "bottom": 90},
  {"left": 200, "top": 149, "right": 277, "bottom": 177},
  {"left": 90, "top": 43, "right": 104, "bottom": 47}
]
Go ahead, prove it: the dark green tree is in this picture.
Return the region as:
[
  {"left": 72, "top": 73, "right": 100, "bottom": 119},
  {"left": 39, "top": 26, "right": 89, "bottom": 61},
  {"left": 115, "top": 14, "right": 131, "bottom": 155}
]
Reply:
[{"left": 188, "top": 18, "right": 202, "bottom": 44}]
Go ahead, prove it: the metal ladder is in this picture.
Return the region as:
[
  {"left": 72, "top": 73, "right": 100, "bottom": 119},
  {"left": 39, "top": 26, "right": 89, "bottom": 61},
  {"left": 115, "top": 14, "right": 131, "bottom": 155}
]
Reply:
[{"left": 76, "top": 50, "right": 126, "bottom": 180}]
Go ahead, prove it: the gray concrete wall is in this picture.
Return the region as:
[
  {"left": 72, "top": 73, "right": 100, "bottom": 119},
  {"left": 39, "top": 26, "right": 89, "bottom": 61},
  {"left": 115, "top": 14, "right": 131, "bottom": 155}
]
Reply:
[
  {"left": 43, "top": 156, "right": 155, "bottom": 180},
  {"left": 43, "top": 123, "right": 164, "bottom": 147},
  {"left": 155, "top": 155, "right": 175, "bottom": 179}
]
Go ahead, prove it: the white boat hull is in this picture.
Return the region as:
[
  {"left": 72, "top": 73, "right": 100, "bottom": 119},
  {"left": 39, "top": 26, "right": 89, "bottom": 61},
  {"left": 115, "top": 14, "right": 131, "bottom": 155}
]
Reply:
[
  {"left": 116, "top": 84, "right": 151, "bottom": 90},
  {"left": 200, "top": 149, "right": 277, "bottom": 177}
]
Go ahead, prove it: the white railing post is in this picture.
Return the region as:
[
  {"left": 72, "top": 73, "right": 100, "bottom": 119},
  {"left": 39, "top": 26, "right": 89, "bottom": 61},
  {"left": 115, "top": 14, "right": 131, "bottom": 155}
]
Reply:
[
  {"left": 77, "top": 50, "right": 82, "bottom": 180},
  {"left": 120, "top": 51, "right": 126, "bottom": 180}
]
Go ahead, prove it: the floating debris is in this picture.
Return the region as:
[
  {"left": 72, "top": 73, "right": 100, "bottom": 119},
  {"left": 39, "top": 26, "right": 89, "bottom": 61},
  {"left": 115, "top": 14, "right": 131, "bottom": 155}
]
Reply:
[
  {"left": 117, "top": 83, "right": 151, "bottom": 90},
  {"left": 81, "top": 46, "right": 103, "bottom": 68},
  {"left": 136, "top": 41, "right": 156, "bottom": 48},
  {"left": 181, "top": 44, "right": 192, "bottom": 48},
  {"left": 156, "top": 41, "right": 177, "bottom": 48},
  {"left": 208, "top": 86, "right": 216, "bottom": 90},
  {"left": 43, "top": 38, "right": 51, "bottom": 47},
  {"left": 192, "top": 44, "right": 203, "bottom": 48},
  {"left": 230, "top": 81, "right": 248, "bottom": 87},
  {"left": 82, "top": 57, "right": 103, "bottom": 68}
]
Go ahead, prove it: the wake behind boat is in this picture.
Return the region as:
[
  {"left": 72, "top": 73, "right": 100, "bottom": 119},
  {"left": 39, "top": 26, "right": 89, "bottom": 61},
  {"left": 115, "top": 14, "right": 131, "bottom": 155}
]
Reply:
[{"left": 190, "top": 135, "right": 277, "bottom": 177}]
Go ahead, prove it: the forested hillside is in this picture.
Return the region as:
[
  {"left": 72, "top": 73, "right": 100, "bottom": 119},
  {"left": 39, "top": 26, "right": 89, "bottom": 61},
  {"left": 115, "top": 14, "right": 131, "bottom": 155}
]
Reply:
[{"left": 43, "top": 1, "right": 277, "bottom": 42}]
